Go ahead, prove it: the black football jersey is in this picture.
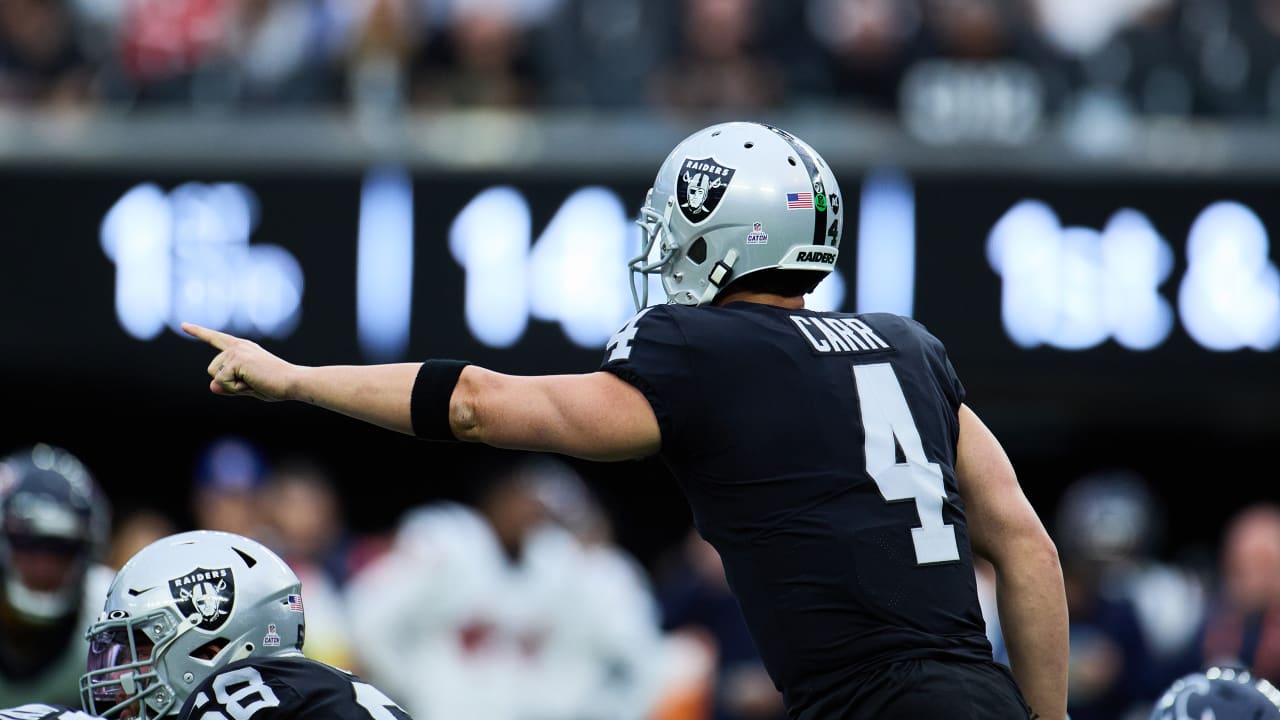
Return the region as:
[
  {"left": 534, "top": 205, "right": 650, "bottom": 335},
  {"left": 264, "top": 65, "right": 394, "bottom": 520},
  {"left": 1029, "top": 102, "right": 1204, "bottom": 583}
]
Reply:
[
  {"left": 602, "top": 302, "right": 995, "bottom": 712},
  {"left": 178, "top": 656, "right": 412, "bottom": 720}
]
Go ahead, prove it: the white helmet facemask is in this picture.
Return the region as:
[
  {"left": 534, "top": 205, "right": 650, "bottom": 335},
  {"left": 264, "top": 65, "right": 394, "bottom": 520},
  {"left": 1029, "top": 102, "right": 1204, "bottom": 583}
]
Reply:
[{"left": 628, "top": 122, "right": 844, "bottom": 310}]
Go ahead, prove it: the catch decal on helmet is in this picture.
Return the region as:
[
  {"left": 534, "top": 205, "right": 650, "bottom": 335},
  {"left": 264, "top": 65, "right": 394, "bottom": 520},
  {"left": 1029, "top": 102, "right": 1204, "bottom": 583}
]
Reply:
[
  {"left": 676, "top": 158, "right": 736, "bottom": 223},
  {"left": 168, "top": 566, "right": 234, "bottom": 631}
]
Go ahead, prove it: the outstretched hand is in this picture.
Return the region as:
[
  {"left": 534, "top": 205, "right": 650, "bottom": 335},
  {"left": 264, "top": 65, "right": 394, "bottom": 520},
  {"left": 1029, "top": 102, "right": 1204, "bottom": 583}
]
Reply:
[{"left": 182, "top": 323, "right": 298, "bottom": 402}]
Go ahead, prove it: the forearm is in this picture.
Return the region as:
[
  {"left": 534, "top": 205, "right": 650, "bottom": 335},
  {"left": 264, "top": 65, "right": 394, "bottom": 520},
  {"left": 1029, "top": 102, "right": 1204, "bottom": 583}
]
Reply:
[
  {"left": 993, "top": 538, "right": 1069, "bottom": 720},
  {"left": 290, "top": 363, "right": 421, "bottom": 435}
]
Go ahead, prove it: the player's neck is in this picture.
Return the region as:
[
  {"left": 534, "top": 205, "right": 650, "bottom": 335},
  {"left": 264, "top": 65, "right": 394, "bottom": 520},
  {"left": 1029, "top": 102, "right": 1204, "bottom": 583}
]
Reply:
[{"left": 713, "top": 290, "right": 806, "bottom": 310}]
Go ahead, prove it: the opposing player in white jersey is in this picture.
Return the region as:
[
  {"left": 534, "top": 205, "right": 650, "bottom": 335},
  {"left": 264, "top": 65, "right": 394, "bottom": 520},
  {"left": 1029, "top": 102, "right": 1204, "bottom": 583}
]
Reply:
[{"left": 344, "top": 458, "right": 667, "bottom": 720}]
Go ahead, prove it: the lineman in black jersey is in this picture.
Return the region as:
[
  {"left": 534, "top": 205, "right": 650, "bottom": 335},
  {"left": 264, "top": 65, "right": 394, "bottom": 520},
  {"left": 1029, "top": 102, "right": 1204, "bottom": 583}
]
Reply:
[
  {"left": 75, "top": 530, "right": 412, "bottom": 720},
  {"left": 2, "top": 657, "right": 407, "bottom": 720},
  {"left": 183, "top": 122, "right": 1068, "bottom": 719}
]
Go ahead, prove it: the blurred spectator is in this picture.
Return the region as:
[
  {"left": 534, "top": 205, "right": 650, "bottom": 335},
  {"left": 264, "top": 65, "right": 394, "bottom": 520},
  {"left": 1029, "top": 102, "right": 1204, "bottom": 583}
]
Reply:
[
  {"left": 107, "top": 0, "right": 236, "bottom": 105},
  {"left": 899, "top": 0, "right": 1065, "bottom": 144},
  {"left": 222, "top": 0, "right": 344, "bottom": 106},
  {"left": 649, "top": 0, "right": 784, "bottom": 113},
  {"left": 258, "top": 454, "right": 357, "bottom": 671},
  {"left": 346, "top": 0, "right": 417, "bottom": 118},
  {"left": 805, "top": 0, "right": 922, "bottom": 112},
  {"left": 1, "top": 0, "right": 1279, "bottom": 122},
  {"left": 91, "top": 0, "right": 344, "bottom": 108},
  {"left": 1193, "top": 503, "right": 1280, "bottom": 684},
  {"left": 0, "top": 444, "right": 113, "bottom": 706},
  {"left": 105, "top": 505, "right": 177, "bottom": 571},
  {"left": 345, "top": 455, "right": 668, "bottom": 720},
  {"left": 1250, "top": 0, "right": 1280, "bottom": 118},
  {"left": 1072, "top": 0, "right": 1197, "bottom": 118},
  {"left": 260, "top": 455, "right": 355, "bottom": 586},
  {"left": 0, "top": 0, "right": 92, "bottom": 107},
  {"left": 919, "top": 0, "right": 1017, "bottom": 60},
  {"left": 656, "top": 529, "right": 786, "bottom": 720},
  {"left": 190, "top": 434, "right": 268, "bottom": 538},
  {"left": 411, "top": 0, "right": 536, "bottom": 108},
  {"left": 1027, "top": 0, "right": 1167, "bottom": 57},
  {"left": 530, "top": 0, "right": 663, "bottom": 108},
  {"left": 1191, "top": 0, "right": 1280, "bottom": 117}
]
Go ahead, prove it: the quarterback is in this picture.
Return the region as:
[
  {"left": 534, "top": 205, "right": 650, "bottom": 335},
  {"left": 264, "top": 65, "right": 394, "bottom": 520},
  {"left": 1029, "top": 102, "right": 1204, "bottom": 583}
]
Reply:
[{"left": 185, "top": 122, "right": 1068, "bottom": 720}]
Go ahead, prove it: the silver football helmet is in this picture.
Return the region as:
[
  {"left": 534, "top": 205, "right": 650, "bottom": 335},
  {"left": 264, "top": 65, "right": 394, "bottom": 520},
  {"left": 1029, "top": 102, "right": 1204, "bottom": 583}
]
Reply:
[
  {"left": 81, "top": 531, "right": 305, "bottom": 719},
  {"left": 630, "top": 121, "right": 843, "bottom": 308}
]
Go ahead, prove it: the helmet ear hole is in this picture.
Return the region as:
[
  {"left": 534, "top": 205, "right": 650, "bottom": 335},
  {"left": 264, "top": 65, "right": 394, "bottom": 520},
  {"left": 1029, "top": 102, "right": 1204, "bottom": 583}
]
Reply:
[
  {"left": 787, "top": 157, "right": 797, "bottom": 167},
  {"left": 744, "top": 141, "right": 754, "bottom": 149},
  {"left": 189, "top": 639, "right": 228, "bottom": 661},
  {"left": 687, "top": 237, "right": 708, "bottom": 264}
]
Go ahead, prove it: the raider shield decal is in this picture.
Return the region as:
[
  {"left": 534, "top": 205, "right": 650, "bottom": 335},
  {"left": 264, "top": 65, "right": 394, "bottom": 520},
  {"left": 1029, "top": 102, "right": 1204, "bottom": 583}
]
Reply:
[
  {"left": 678, "top": 157, "right": 736, "bottom": 223},
  {"left": 169, "top": 566, "right": 235, "bottom": 631}
]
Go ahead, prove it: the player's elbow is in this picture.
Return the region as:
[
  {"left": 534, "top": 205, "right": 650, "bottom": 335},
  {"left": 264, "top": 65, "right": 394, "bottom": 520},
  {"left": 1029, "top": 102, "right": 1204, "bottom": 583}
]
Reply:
[
  {"left": 449, "top": 366, "right": 488, "bottom": 443},
  {"left": 1024, "top": 530, "right": 1062, "bottom": 577},
  {"left": 1000, "top": 524, "right": 1062, "bottom": 581},
  {"left": 977, "top": 513, "right": 1060, "bottom": 577}
]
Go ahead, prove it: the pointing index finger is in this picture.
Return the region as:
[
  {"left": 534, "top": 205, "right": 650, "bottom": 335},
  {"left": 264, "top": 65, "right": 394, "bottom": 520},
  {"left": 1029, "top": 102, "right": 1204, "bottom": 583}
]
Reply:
[{"left": 182, "top": 322, "right": 235, "bottom": 350}]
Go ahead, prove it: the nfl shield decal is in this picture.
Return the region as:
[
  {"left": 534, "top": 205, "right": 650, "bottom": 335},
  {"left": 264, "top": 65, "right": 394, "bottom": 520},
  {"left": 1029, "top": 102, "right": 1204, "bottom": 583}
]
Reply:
[
  {"left": 678, "top": 157, "right": 735, "bottom": 224},
  {"left": 169, "top": 567, "right": 235, "bottom": 631}
]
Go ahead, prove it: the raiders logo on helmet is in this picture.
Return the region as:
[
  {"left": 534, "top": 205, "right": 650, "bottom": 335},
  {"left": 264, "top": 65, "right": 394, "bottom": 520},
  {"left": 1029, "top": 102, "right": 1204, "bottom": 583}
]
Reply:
[
  {"left": 168, "top": 567, "right": 235, "bottom": 631},
  {"left": 677, "top": 157, "right": 735, "bottom": 224}
]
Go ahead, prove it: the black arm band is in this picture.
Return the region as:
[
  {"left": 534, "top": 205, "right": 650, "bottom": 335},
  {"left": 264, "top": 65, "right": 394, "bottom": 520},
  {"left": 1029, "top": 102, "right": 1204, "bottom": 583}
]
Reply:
[{"left": 410, "top": 359, "right": 472, "bottom": 441}]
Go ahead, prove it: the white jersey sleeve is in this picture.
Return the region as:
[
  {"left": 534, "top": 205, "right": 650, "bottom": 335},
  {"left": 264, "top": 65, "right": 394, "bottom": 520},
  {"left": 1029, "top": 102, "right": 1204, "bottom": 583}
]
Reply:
[{"left": 0, "top": 705, "right": 104, "bottom": 720}]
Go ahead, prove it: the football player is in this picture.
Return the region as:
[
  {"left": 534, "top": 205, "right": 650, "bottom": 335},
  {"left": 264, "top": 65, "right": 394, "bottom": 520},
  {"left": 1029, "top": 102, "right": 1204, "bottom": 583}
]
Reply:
[
  {"left": 184, "top": 121, "right": 1068, "bottom": 720},
  {"left": 0, "top": 445, "right": 113, "bottom": 707},
  {"left": 1149, "top": 666, "right": 1280, "bottom": 719},
  {"left": 77, "top": 530, "right": 412, "bottom": 719}
]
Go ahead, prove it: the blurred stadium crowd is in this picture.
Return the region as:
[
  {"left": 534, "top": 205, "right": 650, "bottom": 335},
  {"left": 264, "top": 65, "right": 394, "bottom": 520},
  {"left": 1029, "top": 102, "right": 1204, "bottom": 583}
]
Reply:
[
  {"left": 3, "top": 0, "right": 1280, "bottom": 129},
  {"left": 2, "top": 440, "right": 1279, "bottom": 720}
]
